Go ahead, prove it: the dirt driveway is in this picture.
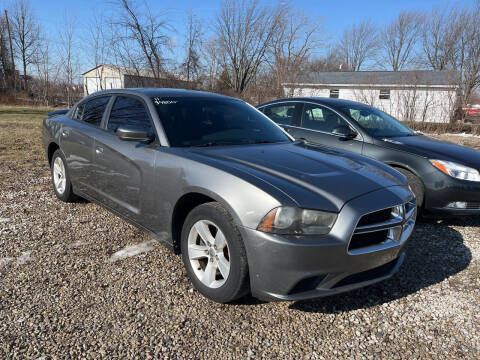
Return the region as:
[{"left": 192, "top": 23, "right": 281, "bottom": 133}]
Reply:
[{"left": 1, "top": 107, "right": 479, "bottom": 359}]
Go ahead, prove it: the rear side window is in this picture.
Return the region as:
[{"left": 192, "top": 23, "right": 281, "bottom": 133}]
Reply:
[
  {"left": 82, "top": 96, "right": 111, "bottom": 126},
  {"left": 107, "top": 96, "right": 153, "bottom": 133},
  {"left": 72, "top": 103, "right": 85, "bottom": 121},
  {"left": 262, "top": 103, "right": 300, "bottom": 126}
]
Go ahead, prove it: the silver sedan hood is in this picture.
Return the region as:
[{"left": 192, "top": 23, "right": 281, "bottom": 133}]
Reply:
[{"left": 189, "top": 142, "right": 407, "bottom": 212}]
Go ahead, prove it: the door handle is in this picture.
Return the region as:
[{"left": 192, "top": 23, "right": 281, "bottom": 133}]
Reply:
[{"left": 95, "top": 146, "right": 104, "bottom": 154}]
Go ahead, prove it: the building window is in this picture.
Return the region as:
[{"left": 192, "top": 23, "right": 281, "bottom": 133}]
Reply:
[
  {"left": 329, "top": 89, "right": 339, "bottom": 98},
  {"left": 379, "top": 89, "right": 390, "bottom": 100}
]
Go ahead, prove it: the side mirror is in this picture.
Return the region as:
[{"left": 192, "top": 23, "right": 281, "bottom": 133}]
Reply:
[
  {"left": 116, "top": 126, "right": 153, "bottom": 143},
  {"left": 332, "top": 125, "right": 358, "bottom": 140}
]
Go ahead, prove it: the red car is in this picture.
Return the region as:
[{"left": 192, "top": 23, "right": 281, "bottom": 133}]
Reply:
[{"left": 463, "top": 106, "right": 480, "bottom": 118}]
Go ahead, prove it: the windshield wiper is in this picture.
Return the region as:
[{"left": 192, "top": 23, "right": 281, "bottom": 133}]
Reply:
[
  {"left": 194, "top": 141, "right": 242, "bottom": 147},
  {"left": 195, "top": 140, "right": 283, "bottom": 147},
  {"left": 244, "top": 140, "right": 281, "bottom": 144}
]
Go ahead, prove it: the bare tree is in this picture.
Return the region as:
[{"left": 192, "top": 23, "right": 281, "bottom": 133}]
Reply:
[
  {"left": 421, "top": 3, "right": 480, "bottom": 107},
  {"left": 202, "top": 36, "right": 222, "bottom": 91},
  {"left": 380, "top": 11, "right": 422, "bottom": 71},
  {"left": 84, "top": 12, "right": 115, "bottom": 91},
  {"left": 216, "top": 0, "right": 286, "bottom": 93},
  {"left": 308, "top": 49, "right": 348, "bottom": 72},
  {"left": 58, "top": 14, "right": 80, "bottom": 107},
  {"left": 181, "top": 10, "right": 202, "bottom": 82},
  {"left": 32, "top": 39, "right": 51, "bottom": 104},
  {"left": 338, "top": 20, "right": 378, "bottom": 71},
  {"left": 268, "top": 9, "right": 323, "bottom": 94},
  {"left": 9, "top": 0, "right": 40, "bottom": 92},
  {"left": 421, "top": 7, "right": 460, "bottom": 71},
  {"left": 455, "top": 4, "right": 480, "bottom": 104},
  {"left": 113, "top": 0, "right": 172, "bottom": 84},
  {"left": 0, "top": 16, "right": 15, "bottom": 90}
]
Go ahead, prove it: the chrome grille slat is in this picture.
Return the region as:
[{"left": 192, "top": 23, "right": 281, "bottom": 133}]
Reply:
[
  {"left": 354, "top": 217, "right": 403, "bottom": 234},
  {"left": 348, "top": 197, "right": 416, "bottom": 254}
]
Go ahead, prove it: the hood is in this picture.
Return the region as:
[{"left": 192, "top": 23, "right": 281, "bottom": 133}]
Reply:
[
  {"left": 377, "top": 134, "right": 480, "bottom": 169},
  {"left": 188, "top": 142, "right": 407, "bottom": 211}
]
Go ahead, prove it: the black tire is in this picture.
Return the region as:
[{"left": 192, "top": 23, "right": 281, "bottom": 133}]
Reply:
[
  {"left": 50, "top": 149, "right": 77, "bottom": 202},
  {"left": 180, "top": 202, "right": 250, "bottom": 303},
  {"left": 395, "top": 167, "right": 424, "bottom": 208}
]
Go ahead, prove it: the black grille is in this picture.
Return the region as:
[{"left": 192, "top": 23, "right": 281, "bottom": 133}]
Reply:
[
  {"left": 288, "top": 275, "right": 327, "bottom": 295},
  {"left": 446, "top": 202, "right": 480, "bottom": 210},
  {"left": 357, "top": 208, "right": 392, "bottom": 227},
  {"left": 466, "top": 202, "right": 480, "bottom": 209},
  {"left": 332, "top": 259, "right": 398, "bottom": 288},
  {"left": 348, "top": 230, "right": 389, "bottom": 251}
]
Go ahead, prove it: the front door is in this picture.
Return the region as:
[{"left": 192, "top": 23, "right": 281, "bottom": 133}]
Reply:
[
  {"left": 92, "top": 95, "right": 158, "bottom": 226},
  {"left": 294, "top": 103, "right": 364, "bottom": 155}
]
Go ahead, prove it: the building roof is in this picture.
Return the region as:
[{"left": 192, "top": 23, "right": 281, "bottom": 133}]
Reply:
[
  {"left": 82, "top": 64, "right": 188, "bottom": 81},
  {"left": 81, "top": 64, "right": 156, "bottom": 77},
  {"left": 286, "top": 70, "right": 459, "bottom": 87}
]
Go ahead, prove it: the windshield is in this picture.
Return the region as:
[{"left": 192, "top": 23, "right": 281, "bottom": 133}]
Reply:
[
  {"left": 153, "top": 97, "right": 291, "bottom": 147},
  {"left": 340, "top": 104, "right": 414, "bottom": 138}
]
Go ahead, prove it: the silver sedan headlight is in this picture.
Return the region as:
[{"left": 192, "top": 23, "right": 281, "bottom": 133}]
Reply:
[
  {"left": 257, "top": 207, "right": 337, "bottom": 235},
  {"left": 430, "top": 159, "right": 480, "bottom": 182}
]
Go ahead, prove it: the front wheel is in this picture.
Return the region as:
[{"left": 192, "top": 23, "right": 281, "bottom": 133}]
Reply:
[
  {"left": 395, "top": 167, "right": 425, "bottom": 208},
  {"left": 180, "top": 202, "right": 249, "bottom": 303},
  {"left": 51, "top": 149, "right": 76, "bottom": 202}
]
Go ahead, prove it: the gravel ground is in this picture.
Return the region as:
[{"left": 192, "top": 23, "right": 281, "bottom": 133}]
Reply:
[{"left": 1, "top": 135, "right": 480, "bottom": 358}]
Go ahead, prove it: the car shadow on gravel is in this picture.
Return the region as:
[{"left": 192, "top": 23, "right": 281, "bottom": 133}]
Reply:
[{"left": 289, "top": 217, "right": 476, "bottom": 313}]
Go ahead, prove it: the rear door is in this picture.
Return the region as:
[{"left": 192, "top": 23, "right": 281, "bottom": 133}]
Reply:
[
  {"left": 92, "top": 95, "right": 158, "bottom": 225},
  {"left": 60, "top": 96, "right": 111, "bottom": 194},
  {"left": 295, "top": 102, "right": 364, "bottom": 154},
  {"left": 260, "top": 102, "right": 302, "bottom": 136}
]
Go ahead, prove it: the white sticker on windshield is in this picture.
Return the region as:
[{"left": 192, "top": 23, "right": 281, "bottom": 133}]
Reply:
[{"left": 153, "top": 98, "right": 178, "bottom": 105}]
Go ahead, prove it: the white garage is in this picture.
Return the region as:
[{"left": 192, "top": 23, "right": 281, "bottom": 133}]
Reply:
[
  {"left": 85, "top": 77, "right": 101, "bottom": 95},
  {"left": 81, "top": 64, "right": 133, "bottom": 96},
  {"left": 81, "top": 64, "right": 193, "bottom": 96}
]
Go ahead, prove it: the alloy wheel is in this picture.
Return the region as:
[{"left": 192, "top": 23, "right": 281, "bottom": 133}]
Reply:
[
  {"left": 53, "top": 157, "right": 66, "bottom": 194},
  {"left": 187, "top": 220, "right": 230, "bottom": 288}
]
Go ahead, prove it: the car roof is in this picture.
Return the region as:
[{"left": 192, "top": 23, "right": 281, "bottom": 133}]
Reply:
[
  {"left": 83, "top": 88, "right": 241, "bottom": 102},
  {"left": 257, "top": 97, "right": 369, "bottom": 108}
]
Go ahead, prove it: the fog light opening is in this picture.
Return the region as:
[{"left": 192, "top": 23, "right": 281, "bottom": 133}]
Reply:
[{"left": 447, "top": 201, "right": 467, "bottom": 209}]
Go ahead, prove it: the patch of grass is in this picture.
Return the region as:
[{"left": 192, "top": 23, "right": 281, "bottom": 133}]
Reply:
[{"left": 0, "top": 106, "right": 55, "bottom": 166}]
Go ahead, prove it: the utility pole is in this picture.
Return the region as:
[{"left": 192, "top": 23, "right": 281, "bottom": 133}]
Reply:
[{"left": 4, "top": 9, "right": 16, "bottom": 91}]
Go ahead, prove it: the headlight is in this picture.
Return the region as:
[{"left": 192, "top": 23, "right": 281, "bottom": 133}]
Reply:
[
  {"left": 257, "top": 207, "right": 337, "bottom": 235},
  {"left": 429, "top": 159, "right": 480, "bottom": 182}
]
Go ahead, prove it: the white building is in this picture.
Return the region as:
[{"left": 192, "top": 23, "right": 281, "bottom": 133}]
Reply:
[
  {"left": 81, "top": 64, "right": 192, "bottom": 96},
  {"left": 283, "top": 71, "right": 459, "bottom": 123}
]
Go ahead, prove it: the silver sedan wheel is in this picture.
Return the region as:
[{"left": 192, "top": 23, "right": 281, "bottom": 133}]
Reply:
[
  {"left": 53, "top": 157, "right": 66, "bottom": 194},
  {"left": 187, "top": 220, "right": 230, "bottom": 289}
]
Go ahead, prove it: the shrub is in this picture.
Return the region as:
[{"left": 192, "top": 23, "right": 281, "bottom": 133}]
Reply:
[{"left": 403, "top": 121, "right": 480, "bottom": 135}]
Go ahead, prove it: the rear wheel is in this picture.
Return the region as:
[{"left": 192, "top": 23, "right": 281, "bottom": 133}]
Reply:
[
  {"left": 180, "top": 202, "right": 249, "bottom": 303},
  {"left": 51, "top": 149, "right": 76, "bottom": 202},
  {"left": 395, "top": 167, "right": 424, "bottom": 208}
]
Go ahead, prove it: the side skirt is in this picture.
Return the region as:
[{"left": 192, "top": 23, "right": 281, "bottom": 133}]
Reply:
[{"left": 73, "top": 189, "right": 175, "bottom": 253}]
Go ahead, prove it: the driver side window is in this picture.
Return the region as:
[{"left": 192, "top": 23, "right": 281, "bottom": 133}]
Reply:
[
  {"left": 301, "top": 104, "right": 347, "bottom": 133},
  {"left": 107, "top": 96, "right": 153, "bottom": 133}
]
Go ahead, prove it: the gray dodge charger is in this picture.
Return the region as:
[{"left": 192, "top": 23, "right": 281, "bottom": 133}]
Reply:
[{"left": 42, "top": 89, "right": 416, "bottom": 303}]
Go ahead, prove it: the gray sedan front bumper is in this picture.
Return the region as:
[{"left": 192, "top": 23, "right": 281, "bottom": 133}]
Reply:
[{"left": 241, "top": 185, "right": 415, "bottom": 301}]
